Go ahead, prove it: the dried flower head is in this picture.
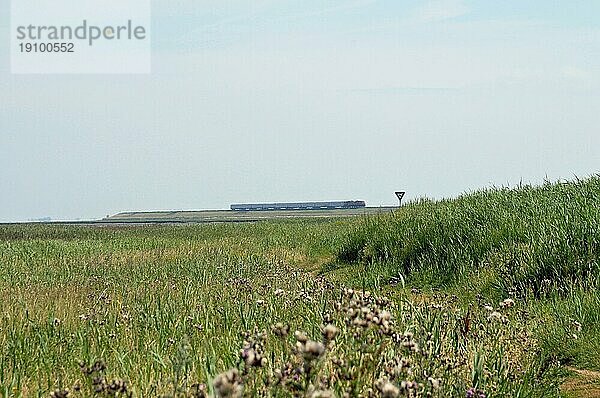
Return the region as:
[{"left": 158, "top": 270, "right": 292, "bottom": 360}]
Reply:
[
  {"left": 49, "top": 389, "right": 70, "bottom": 398},
  {"left": 500, "top": 298, "right": 515, "bottom": 308},
  {"left": 213, "top": 368, "right": 243, "bottom": 398},
  {"left": 307, "top": 386, "right": 336, "bottom": 398},
  {"left": 294, "top": 330, "right": 308, "bottom": 343},
  {"left": 302, "top": 340, "right": 326, "bottom": 361},
  {"left": 322, "top": 324, "right": 339, "bottom": 342},
  {"left": 377, "top": 380, "right": 400, "bottom": 398},
  {"left": 272, "top": 322, "right": 290, "bottom": 338}
]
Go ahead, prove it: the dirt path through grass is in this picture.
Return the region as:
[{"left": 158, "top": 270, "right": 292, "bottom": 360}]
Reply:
[{"left": 563, "top": 368, "right": 600, "bottom": 398}]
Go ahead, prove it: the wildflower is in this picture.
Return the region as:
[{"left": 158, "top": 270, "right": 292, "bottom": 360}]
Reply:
[
  {"left": 294, "top": 330, "right": 308, "bottom": 343},
  {"left": 106, "top": 379, "right": 128, "bottom": 395},
  {"left": 500, "top": 298, "right": 515, "bottom": 308},
  {"left": 240, "top": 332, "right": 267, "bottom": 368},
  {"left": 379, "top": 310, "right": 392, "bottom": 321},
  {"left": 272, "top": 322, "right": 289, "bottom": 337},
  {"left": 53, "top": 318, "right": 61, "bottom": 327},
  {"left": 488, "top": 311, "right": 502, "bottom": 321},
  {"left": 483, "top": 305, "right": 494, "bottom": 311},
  {"left": 240, "top": 344, "right": 265, "bottom": 367},
  {"left": 50, "top": 389, "right": 70, "bottom": 398},
  {"left": 79, "top": 359, "right": 106, "bottom": 375},
  {"left": 322, "top": 324, "right": 339, "bottom": 341},
  {"left": 401, "top": 339, "right": 420, "bottom": 353},
  {"left": 379, "top": 381, "right": 400, "bottom": 398},
  {"left": 303, "top": 340, "right": 326, "bottom": 361},
  {"left": 307, "top": 386, "right": 336, "bottom": 398},
  {"left": 190, "top": 383, "right": 208, "bottom": 398},
  {"left": 400, "top": 380, "right": 418, "bottom": 391},
  {"left": 466, "top": 388, "right": 486, "bottom": 398},
  {"left": 428, "top": 377, "right": 441, "bottom": 389},
  {"left": 213, "top": 369, "right": 243, "bottom": 398},
  {"left": 274, "top": 289, "right": 285, "bottom": 297}
]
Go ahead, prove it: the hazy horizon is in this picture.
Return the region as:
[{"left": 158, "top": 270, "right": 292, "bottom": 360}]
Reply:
[{"left": 1, "top": 1, "right": 599, "bottom": 223}]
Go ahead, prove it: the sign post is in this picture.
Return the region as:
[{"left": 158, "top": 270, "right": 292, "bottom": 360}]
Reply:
[{"left": 395, "top": 191, "right": 406, "bottom": 207}]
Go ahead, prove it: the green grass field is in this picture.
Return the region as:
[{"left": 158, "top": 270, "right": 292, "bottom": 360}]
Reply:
[{"left": 1, "top": 177, "right": 599, "bottom": 397}]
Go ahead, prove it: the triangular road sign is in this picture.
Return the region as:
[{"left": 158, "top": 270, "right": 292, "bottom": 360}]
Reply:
[{"left": 395, "top": 191, "right": 406, "bottom": 206}]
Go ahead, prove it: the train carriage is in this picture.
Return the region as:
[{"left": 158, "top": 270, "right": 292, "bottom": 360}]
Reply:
[{"left": 230, "top": 201, "right": 365, "bottom": 211}]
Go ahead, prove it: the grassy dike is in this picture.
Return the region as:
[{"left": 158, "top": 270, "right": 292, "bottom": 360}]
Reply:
[
  {"left": 1, "top": 177, "right": 599, "bottom": 397},
  {"left": 333, "top": 176, "right": 600, "bottom": 396}
]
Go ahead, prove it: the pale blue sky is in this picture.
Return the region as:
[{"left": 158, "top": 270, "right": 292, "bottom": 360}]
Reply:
[{"left": 1, "top": 1, "right": 599, "bottom": 221}]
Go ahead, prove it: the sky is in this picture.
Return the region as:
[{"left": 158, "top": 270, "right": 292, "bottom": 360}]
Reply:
[{"left": 1, "top": 0, "right": 599, "bottom": 222}]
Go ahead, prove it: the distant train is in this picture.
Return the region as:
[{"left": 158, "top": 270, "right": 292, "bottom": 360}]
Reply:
[{"left": 230, "top": 200, "right": 366, "bottom": 211}]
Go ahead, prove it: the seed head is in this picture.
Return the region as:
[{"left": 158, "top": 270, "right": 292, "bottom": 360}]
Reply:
[
  {"left": 303, "top": 340, "right": 325, "bottom": 361},
  {"left": 294, "top": 330, "right": 308, "bottom": 343},
  {"left": 213, "top": 368, "right": 243, "bottom": 398},
  {"left": 500, "top": 298, "right": 515, "bottom": 308},
  {"left": 307, "top": 386, "right": 336, "bottom": 398},
  {"left": 272, "top": 322, "right": 290, "bottom": 337},
  {"left": 488, "top": 311, "right": 502, "bottom": 321},
  {"left": 379, "top": 311, "right": 392, "bottom": 321},
  {"left": 322, "top": 324, "right": 339, "bottom": 341},
  {"left": 378, "top": 381, "right": 400, "bottom": 398},
  {"left": 428, "top": 377, "right": 441, "bottom": 389}
]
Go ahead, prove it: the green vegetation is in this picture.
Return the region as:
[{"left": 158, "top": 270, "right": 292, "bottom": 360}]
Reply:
[
  {"left": 1, "top": 176, "right": 599, "bottom": 397},
  {"left": 336, "top": 176, "right": 600, "bottom": 374}
]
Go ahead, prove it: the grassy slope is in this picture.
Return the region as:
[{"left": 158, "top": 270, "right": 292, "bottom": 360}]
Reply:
[{"left": 335, "top": 176, "right": 600, "bottom": 378}]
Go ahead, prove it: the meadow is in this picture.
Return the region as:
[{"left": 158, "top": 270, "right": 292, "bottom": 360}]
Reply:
[{"left": 1, "top": 177, "right": 599, "bottom": 397}]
